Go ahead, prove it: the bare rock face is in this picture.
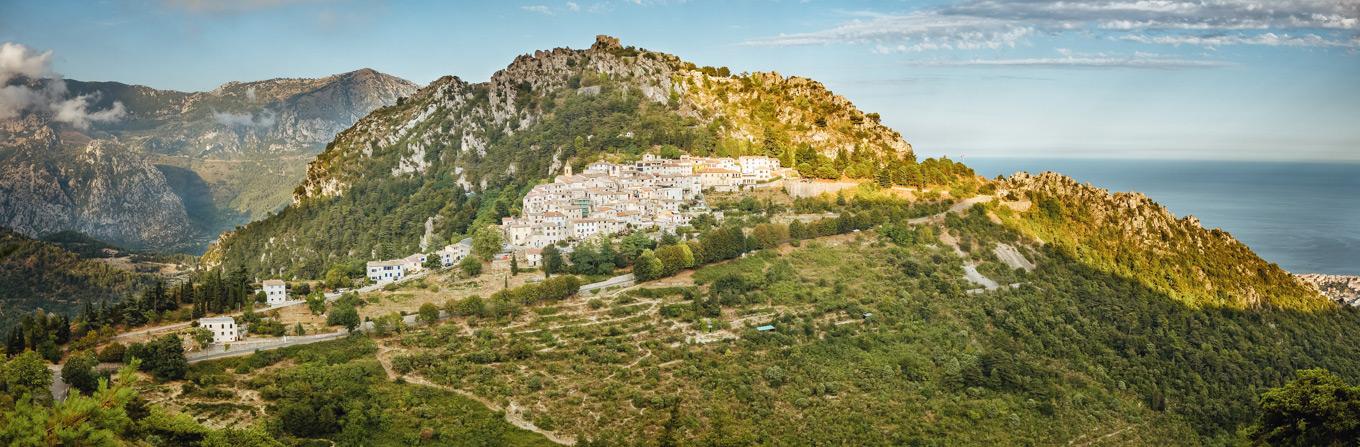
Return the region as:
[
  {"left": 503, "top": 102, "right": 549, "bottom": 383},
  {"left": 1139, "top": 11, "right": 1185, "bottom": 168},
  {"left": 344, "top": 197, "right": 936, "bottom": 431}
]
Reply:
[
  {"left": 0, "top": 117, "right": 192, "bottom": 249},
  {"left": 1295, "top": 273, "right": 1360, "bottom": 306}
]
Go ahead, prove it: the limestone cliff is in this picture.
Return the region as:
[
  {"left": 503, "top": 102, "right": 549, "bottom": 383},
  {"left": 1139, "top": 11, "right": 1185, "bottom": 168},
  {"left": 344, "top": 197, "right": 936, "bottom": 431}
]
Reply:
[{"left": 0, "top": 116, "right": 192, "bottom": 249}]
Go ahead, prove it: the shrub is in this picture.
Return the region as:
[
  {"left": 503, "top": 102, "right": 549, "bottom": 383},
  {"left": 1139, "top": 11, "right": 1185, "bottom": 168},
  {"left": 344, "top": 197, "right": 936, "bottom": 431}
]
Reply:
[{"left": 97, "top": 342, "right": 127, "bottom": 363}]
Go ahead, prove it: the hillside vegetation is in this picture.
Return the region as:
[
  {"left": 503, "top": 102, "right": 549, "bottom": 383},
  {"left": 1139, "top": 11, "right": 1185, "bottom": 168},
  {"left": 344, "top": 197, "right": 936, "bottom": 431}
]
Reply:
[
  {"left": 0, "top": 227, "right": 153, "bottom": 331},
  {"left": 364, "top": 197, "right": 1360, "bottom": 445},
  {"left": 997, "top": 172, "right": 1329, "bottom": 311}
]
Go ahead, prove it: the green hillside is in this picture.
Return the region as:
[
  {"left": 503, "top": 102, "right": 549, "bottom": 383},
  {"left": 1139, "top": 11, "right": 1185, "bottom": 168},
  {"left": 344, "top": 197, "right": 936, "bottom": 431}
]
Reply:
[
  {"left": 996, "top": 172, "right": 1328, "bottom": 311},
  {"left": 0, "top": 227, "right": 153, "bottom": 331},
  {"left": 350, "top": 195, "right": 1360, "bottom": 445}
]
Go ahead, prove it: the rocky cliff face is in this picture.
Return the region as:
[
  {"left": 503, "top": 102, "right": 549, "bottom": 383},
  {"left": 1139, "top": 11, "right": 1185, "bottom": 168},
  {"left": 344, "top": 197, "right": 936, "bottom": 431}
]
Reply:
[
  {"left": 999, "top": 171, "right": 1329, "bottom": 311},
  {"left": 0, "top": 69, "right": 418, "bottom": 251},
  {"left": 0, "top": 116, "right": 192, "bottom": 249},
  {"left": 75, "top": 68, "right": 419, "bottom": 158}
]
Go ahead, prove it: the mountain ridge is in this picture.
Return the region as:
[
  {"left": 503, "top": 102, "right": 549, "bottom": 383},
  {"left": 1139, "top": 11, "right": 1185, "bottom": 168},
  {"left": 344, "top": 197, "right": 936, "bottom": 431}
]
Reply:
[
  {"left": 207, "top": 35, "right": 919, "bottom": 276},
  {"left": 0, "top": 68, "right": 419, "bottom": 251}
]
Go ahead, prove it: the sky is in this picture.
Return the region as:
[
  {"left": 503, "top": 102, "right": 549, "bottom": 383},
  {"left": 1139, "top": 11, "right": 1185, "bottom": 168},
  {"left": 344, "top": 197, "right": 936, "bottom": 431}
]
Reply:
[{"left": 2, "top": 0, "right": 1358, "bottom": 161}]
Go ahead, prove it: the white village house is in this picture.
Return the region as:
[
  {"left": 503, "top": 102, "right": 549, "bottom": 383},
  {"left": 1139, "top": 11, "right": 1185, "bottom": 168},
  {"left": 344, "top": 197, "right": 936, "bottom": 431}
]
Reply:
[
  {"left": 198, "top": 316, "right": 239, "bottom": 344},
  {"left": 523, "top": 248, "right": 543, "bottom": 267},
  {"left": 438, "top": 238, "right": 474, "bottom": 267},
  {"left": 367, "top": 259, "right": 406, "bottom": 283},
  {"left": 262, "top": 279, "right": 287, "bottom": 305},
  {"left": 367, "top": 253, "right": 433, "bottom": 284}
]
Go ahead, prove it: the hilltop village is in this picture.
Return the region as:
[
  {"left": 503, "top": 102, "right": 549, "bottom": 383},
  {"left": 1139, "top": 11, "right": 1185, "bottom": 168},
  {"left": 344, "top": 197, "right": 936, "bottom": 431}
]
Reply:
[
  {"left": 360, "top": 154, "right": 786, "bottom": 285},
  {"left": 504, "top": 154, "right": 782, "bottom": 248}
]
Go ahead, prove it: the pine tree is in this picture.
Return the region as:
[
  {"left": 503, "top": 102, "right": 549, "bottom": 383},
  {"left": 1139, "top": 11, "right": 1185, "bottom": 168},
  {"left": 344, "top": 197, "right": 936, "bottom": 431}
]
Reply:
[{"left": 5, "top": 327, "right": 24, "bottom": 356}]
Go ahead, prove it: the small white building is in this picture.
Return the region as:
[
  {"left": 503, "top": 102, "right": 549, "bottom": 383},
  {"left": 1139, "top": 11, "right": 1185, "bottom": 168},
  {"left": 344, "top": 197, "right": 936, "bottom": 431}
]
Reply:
[
  {"left": 523, "top": 248, "right": 543, "bottom": 267},
  {"left": 401, "top": 253, "right": 426, "bottom": 273},
  {"left": 439, "top": 238, "right": 473, "bottom": 267},
  {"left": 738, "top": 155, "right": 779, "bottom": 182},
  {"left": 198, "top": 317, "right": 239, "bottom": 344},
  {"left": 367, "top": 259, "right": 405, "bottom": 283},
  {"left": 262, "top": 279, "right": 287, "bottom": 305}
]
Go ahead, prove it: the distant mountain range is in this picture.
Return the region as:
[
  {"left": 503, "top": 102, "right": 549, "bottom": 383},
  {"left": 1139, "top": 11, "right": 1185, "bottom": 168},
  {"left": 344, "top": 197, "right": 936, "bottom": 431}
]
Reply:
[{"left": 0, "top": 69, "right": 417, "bottom": 252}]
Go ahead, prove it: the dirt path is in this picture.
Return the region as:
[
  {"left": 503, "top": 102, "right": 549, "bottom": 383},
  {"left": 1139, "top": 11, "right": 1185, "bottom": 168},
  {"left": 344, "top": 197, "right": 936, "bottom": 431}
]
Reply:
[
  {"left": 375, "top": 341, "right": 577, "bottom": 445},
  {"left": 1069, "top": 423, "right": 1140, "bottom": 446},
  {"left": 908, "top": 195, "right": 993, "bottom": 225}
]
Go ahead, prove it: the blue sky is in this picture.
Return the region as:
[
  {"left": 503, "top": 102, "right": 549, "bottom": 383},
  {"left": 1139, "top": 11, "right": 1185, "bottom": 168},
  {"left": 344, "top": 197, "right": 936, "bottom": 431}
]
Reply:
[{"left": 2, "top": 0, "right": 1358, "bottom": 161}]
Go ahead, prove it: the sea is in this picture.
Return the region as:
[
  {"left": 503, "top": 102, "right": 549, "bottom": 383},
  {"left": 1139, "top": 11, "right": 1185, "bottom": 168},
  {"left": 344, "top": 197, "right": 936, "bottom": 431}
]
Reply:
[{"left": 960, "top": 158, "right": 1360, "bottom": 276}]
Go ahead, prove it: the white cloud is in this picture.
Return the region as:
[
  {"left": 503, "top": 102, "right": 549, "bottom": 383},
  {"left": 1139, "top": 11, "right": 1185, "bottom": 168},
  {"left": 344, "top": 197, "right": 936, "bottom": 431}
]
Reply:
[
  {"left": 0, "top": 42, "right": 127, "bottom": 129},
  {"left": 53, "top": 95, "right": 127, "bottom": 129},
  {"left": 1122, "top": 32, "right": 1360, "bottom": 48},
  {"left": 521, "top": 5, "right": 554, "bottom": 15},
  {"left": 908, "top": 49, "right": 1236, "bottom": 69},
  {"left": 0, "top": 43, "right": 54, "bottom": 84},
  {"left": 744, "top": 11, "right": 1035, "bottom": 51},
  {"left": 743, "top": 0, "right": 1360, "bottom": 53},
  {"left": 940, "top": 0, "right": 1359, "bottom": 31},
  {"left": 566, "top": 2, "right": 580, "bottom": 12},
  {"left": 212, "top": 109, "right": 277, "bottom": 128}
]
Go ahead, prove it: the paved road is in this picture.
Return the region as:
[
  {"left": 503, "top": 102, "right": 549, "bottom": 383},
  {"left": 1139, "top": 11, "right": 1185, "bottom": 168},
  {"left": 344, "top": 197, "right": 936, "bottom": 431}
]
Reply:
[
  {"left": 580, "top": 273, "right": 635, "bottom": 292},
  {"left": 186, "top": 299, "right": 440, "bottom": 364},
  {"left": 187, "top": 330, "right": 350, "bottom": 363},
  {"left": 114, "top": 271, "right": 433, "bottom": 343},
  {"left": 113, "top": 299, "right": 304, "bottom": 342}
]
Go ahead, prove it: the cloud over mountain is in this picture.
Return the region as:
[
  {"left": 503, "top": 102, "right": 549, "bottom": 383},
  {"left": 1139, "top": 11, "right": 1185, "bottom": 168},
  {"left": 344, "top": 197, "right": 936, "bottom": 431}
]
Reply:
[
  {"left": 0, "top": 42, "right": 126, "bottom": 129},
  {"left": 212, "top": 109, "right": 277, "bottom": 128}
]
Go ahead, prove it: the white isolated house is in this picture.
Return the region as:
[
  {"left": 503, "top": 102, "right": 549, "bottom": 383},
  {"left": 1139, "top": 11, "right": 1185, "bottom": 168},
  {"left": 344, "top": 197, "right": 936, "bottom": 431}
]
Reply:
[
  {"left": 367, "top": 259, "right": 405, "bottom": 283},
  {"left": 262, "top": 279, "right": 287, "bottom": 305},
  {"left": 198, "top": 317, "right": 239, "bottom": 344}
]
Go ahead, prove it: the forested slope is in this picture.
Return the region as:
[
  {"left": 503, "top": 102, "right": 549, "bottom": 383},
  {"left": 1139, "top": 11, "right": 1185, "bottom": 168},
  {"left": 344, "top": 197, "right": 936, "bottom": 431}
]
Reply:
[{"left": 0, "top": 227, "right": 152, "bottom": 330}]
